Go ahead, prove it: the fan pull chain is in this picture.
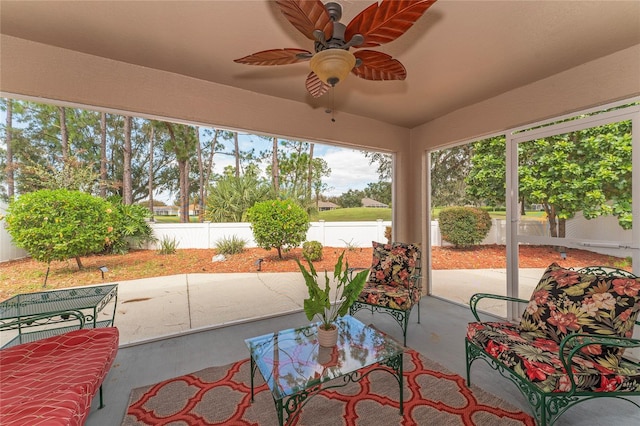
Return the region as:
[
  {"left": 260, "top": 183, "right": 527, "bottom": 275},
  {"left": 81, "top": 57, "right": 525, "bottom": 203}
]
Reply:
[
  {"left": 325, "top": 88, "right": 336, "bottom": 122},
  {"left": 330, "top": 87, "right": 336, "bottom": 122}
]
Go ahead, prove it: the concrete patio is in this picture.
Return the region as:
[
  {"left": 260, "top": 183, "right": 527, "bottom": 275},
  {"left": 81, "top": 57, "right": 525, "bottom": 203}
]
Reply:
[
  {"left": 85, "top": 273, "right": 639, "bottom": 426},
  {"left": 109, "top": 269, "right": 546, "bottom": 346}
]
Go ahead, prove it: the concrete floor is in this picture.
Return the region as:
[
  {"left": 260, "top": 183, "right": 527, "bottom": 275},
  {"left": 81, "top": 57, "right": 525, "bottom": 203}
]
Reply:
[{"left": 87, "top": 296, "right": 639, "bottom": 426}]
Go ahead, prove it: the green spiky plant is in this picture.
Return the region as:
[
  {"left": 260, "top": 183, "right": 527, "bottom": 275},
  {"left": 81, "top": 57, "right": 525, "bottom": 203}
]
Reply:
[{"left": 296, "top": 251, "right": 369, "bottom": 331}]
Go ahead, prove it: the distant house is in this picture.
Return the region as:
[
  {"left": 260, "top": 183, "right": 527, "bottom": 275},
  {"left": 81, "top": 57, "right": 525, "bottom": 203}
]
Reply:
[
  {"left": 361, "top": 198, "right": 388, "bottom": 208},
  {"left": 153, "top": 205, "right": 179, "bottom": 216},
  {"left": 318, "top": 200, "right": 339, "bottom": 211},
  {"left": 178, "top": 204, "right": 202, "bottom": 217}
]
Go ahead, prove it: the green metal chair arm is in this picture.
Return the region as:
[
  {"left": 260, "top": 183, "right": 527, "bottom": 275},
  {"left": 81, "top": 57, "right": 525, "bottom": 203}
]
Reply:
[
  {"left": 0, "top": 310, "right": 86, "bottom": 332},
  {"left": 468, "top": 293, "right": 529, "bottom": 322},
  {"left": 559, "top": 333, "right": 640, "bottom": 392},
  {"left": 409, "top": 273, "right": 422, "bottom": 288}
]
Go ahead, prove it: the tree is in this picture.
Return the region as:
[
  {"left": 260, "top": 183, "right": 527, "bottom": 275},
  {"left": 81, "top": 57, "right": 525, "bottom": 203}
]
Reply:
[
  {"left": 122, "top": 116, "right": 133, "bottom": 204},
  {"left": 163, "top": 122, "right": 197, "bottom": 223},
  {"left": 363, "top": 151, "right": 392, "bottom": 181},
  {"left": 465, "top": 137, "right": 505, "bottom": 207},
  {"left": 520, "top": 126, "right": 632, "bottom": 236},
  {"left": 339, "top": 189, "right": 365, "bottom": 208},
  {"left": 5, "top": 189, "right": 116, "bottom": 285},
  {"left": 247, "top": 199, "right": 310, "bottom": 259},
  {"left": 311, "top": 157, "right": 331, "bottom": 210},
  {"left": 466, "top": 121, "right": 633, "bottom": 237},
  {"left": 431, "top": 145, "right": 473, "bottom": 207},
  {"left": 205, "top": 172, "right": 271, "bottom": 222},
  {"left": 263, "top": 139, "right": 330, "bottom": 209},
  {"left": 4, "top": 99, "right": 15, "bottom": 199},
  {"left": 272, "top": 136, "right": 279, "bottom": 195},
  {"left": 99, "top": 112, "right": 108, "bottom": 197},
  {"left": 4, "top": 99, "right": 177, "bottom": 203},
  {"left": 18, "top": 156, "right": 100, "bottom": 192},
  {"left": 363, "top": 181, "right": 391, "bottom": 206},
  {"left": 147, "top": 125, "right": 155, "bottom": 216}
]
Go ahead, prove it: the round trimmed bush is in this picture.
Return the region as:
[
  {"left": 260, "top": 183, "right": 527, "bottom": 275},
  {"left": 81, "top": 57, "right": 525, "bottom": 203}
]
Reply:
[
  {"left": 5, "top": 189, "right": 117, "bottom": 268},
  {"left": 247, "top": 199, "right": 310, "bottom": 259},
  {"left": 302, "top": 241, "right": 323, "bottom": 261},
  {"left": 438, "top": 206, "right": 492, "bottom": 248}
]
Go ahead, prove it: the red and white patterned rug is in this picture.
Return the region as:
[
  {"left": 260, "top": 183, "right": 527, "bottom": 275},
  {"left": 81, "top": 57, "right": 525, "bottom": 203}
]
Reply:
[{"left": 123, "top": 349, "right": 534, "bottom": 425}]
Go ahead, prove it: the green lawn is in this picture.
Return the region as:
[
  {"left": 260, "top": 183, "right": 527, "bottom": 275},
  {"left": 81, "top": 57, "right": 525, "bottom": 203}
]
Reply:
[
  {"left": 315, "top": 207, "right": 392, "bottom": 221},
  {"left": 152, "top": 216, "right": 200, "bottom": 223},
  {"left": 430, "top": 208, "right": 545, "bottom": 219},
  {"left": 153, "top": 207, "right": 542, "bottom": 223},
  {"left": 153, "top": 208, "right": 391, "bottom": 223}
]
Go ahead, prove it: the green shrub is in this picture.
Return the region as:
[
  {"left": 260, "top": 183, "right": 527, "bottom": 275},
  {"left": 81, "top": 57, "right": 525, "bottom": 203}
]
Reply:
[
  {"left": 302, "top": 240, "right": 323, "bottom": 261},
  {"left": 5, "top": 189, "right": 117, "bottom": 277},
  {"left": 107, "top": 202, "right": 156, "bottom": 254},
  {"left": 438, "top": 206, "right": 492, "bottom": 248},
  {"left": 215, "top": 235, "right": 248, "bottom": 255},
  {"left": 247, "top": 199, "right": 310, "bottom": 259},
  {"left": 158, "top": 236, "right": 179, "bottom": 255}
]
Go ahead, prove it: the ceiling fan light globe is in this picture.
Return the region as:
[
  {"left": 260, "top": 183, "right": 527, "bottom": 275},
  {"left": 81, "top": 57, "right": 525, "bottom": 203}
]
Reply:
[{"left": 310, "top": 49, "right": 355, "bottom": 86}]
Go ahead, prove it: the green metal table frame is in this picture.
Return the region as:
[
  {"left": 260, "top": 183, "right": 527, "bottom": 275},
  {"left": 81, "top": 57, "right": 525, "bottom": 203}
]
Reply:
[
  {"left": 0, "top": 284, "right": 118, "bottom": 348},
  {"left": 246, "top": 316, "right": 404, "bottom": 426}
]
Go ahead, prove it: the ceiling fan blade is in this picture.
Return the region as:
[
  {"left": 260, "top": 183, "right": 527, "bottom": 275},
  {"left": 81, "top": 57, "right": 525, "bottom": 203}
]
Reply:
[
  {"left": 275, "top": 0, "right": 333, "bottom": 42},
  {"left": 306, "top": 72, "right": 331, "bottom": 98},
  {"left": 234, "top": 48, "right": 312, "bottom": 66},
  {"left": 352, "top": 50, "right": 407, "bottom": 81},
  {"left": 345, "top": 0, "right": 437, "bottom": 48}
]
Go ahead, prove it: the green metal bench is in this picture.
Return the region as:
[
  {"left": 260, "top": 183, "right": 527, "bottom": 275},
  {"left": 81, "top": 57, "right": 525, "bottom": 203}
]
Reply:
[
  {"left": 465, "top": 265, "right": 640, "bottom": 426},
  {"left": 0, "top": 284, "right": 118, "bottom": 348}
]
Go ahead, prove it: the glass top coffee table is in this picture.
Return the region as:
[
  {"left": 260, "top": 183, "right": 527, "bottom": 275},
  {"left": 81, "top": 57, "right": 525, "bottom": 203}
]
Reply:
[{"left": 245, "top": 315, "right": 404, "bottom": 426}]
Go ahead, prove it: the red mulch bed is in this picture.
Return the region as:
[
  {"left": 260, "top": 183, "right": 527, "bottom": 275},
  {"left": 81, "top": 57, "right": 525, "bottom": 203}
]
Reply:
[{"left": 0, "top": 245, "right": 630, "bottom": 301}]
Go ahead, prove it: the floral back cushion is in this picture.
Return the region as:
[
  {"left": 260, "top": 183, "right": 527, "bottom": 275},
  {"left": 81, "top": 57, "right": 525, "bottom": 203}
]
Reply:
[
  {"left": 368, "top": 241, "right": 420, "bottom": 289},
  {"left": 519, "top": 263, "right": 640, "bottom": 361}
]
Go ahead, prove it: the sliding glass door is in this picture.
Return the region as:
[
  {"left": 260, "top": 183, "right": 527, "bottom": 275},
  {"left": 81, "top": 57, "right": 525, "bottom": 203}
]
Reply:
[
  {"left": 506, "top": 103, "right": 639, "bottom": 322},
  {"left": 427, "top": 100, "right": 639, "bottom": 333}
]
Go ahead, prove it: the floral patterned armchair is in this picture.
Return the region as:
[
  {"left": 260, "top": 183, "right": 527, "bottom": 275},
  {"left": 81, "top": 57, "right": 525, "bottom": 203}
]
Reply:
[
  {"left": 349, "top": 241, "right": 422, "bottom": 346},
  {"left": 466, "top": 263, "right": 640, "bottom": 426}
]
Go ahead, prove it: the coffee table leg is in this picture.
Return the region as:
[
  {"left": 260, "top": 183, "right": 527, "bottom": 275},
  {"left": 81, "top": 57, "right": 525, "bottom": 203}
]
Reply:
[
  {"left": 276, "top": 398, "right": 284, "bottom": 426},
  {"left": 399, "top": 352, "right": 404, "bottom": 415},
  {"left": 250, "top": 356, "right": 255, "bottom": 402}
]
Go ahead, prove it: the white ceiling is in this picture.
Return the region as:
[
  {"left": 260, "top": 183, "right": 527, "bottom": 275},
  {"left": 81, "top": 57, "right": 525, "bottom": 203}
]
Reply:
[{"left": 1, "top": 0, "right": 639, "bottom": 129}]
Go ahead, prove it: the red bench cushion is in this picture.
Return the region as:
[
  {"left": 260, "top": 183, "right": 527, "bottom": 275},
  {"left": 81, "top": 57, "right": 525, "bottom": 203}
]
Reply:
[{"left": 0, "top": 327, "right": 119, "bottom": 426}]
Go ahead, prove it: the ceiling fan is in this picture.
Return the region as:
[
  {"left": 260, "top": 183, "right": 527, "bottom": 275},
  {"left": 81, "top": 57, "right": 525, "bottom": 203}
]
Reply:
[{"left": 234, "top": 0, "right": 437, "bottom": 98}]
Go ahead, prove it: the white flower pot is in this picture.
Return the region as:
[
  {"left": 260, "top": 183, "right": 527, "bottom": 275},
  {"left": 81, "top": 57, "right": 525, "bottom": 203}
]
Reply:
[{"left": 317, "top": 324, "right": 339, "bottom": 347}]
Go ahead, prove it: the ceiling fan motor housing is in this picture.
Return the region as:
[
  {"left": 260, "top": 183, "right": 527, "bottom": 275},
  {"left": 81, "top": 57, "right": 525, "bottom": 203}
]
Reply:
[{"left": 324, "top": 2, "right": 342, "bottom": 21}]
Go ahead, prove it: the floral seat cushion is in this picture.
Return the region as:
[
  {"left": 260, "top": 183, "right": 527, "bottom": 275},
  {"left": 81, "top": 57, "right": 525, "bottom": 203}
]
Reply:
[
  {"left": 467, "top": 321, "right": 640, "bottom": 393},
  {"left": 356, "top": 283, "right": 420, "bottom": 310},
  {"left": 368, "top": 241, "right": 420, "bottom": 290},
  {"left": 519, "top": 263, "right": 640, "bottom": 362}
]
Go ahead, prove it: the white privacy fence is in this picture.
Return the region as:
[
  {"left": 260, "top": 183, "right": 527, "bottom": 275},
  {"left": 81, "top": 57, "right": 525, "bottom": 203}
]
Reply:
[
  {"left": 0, "top": 202, "right": 28, "bottom": 263},
  {"left": 147, "top": 220, "right": 391, "bottom": 250},
  {"left": 0, "top": 216, "right": 633, "bottom": 262}
]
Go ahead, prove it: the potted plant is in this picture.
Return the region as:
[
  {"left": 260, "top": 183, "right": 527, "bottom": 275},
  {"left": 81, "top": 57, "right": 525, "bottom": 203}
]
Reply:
[{"left": 296, "top": 251, "right": 369, "bottom": 347}]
